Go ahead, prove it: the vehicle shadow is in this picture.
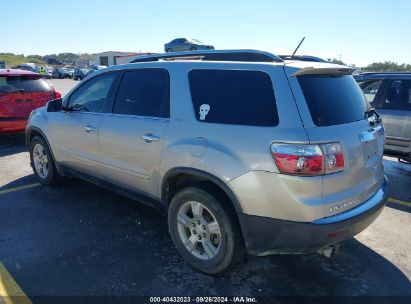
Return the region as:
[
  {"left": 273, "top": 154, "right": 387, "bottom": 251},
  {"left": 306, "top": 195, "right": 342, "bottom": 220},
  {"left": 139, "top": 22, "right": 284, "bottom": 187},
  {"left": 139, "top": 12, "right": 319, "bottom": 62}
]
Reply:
[
  {"left": 0, "top": 177, "right": 410, "bottom": 299},
  {"left": 0, "top": 133, "right": 27, "bottom": 157},
  {"left": 0, "top": 174, "right": 37, "bottom": 191}
]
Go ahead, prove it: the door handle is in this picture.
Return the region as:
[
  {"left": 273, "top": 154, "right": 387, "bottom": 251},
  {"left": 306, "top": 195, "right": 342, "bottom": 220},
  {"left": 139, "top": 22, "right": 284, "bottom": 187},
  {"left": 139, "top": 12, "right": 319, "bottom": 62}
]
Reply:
[
  {"left": 142, "top": 133, "right": 160, "bottom": 143},
  {"left": 84, "top": 125, "right": 96, "bottom": 133}
]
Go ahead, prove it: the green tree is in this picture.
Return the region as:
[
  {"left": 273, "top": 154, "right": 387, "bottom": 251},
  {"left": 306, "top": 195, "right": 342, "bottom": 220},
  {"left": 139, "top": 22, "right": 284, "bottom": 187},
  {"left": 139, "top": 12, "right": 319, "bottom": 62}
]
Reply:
[
  {"left": 55, "top": 52, "right": 80, "bottom": 63},
  {"left": 79, "top": 53, "right": 93, "bottom": 62},
  {"left": 327, "top": 58, "right": 347, "bottom": 65},
  {"left": 362, "top": 61, "right": 411, "bottom": 72}
]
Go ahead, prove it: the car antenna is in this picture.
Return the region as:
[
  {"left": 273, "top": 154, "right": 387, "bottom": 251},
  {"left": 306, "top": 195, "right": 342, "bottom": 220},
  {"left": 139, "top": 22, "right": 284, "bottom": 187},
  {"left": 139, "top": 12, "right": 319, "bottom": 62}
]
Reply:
[{"left": 291, "top": 36, "right": 305, "bottom": 59}]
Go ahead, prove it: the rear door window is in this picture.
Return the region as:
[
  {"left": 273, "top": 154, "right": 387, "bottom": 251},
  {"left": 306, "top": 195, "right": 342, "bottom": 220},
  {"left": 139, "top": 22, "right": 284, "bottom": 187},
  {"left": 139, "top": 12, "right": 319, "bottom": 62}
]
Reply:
[
  {"left": 113, "top": 69, "right": 170, "bottom": 118},
  {"left": 188, "top": 69, "right": 279, "bottom": 126},
  {"left": 0, "top": 76, "right": 52, "bottom": 93},
  {"left": 383, "top": 80, "right": 411, "bottom": 110},
  {"left": 298, "top": 75, "right": 367, "bottom": 126}
]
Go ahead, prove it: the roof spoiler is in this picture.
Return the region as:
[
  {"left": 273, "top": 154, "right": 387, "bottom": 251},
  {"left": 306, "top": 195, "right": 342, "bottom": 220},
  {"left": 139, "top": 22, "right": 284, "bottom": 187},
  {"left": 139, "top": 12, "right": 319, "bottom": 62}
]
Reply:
[{"left": 290, "top": 67, "right": 355, "bottom": 77}]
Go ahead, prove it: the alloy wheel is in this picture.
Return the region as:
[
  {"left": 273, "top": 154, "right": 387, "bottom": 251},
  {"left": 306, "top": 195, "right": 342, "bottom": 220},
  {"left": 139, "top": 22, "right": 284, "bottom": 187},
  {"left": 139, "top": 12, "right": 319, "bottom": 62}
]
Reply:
[
  {"left": 177, "top": 201, "right": 221, "bottom": 260},
  {"left": 32, "top": 143, "right": 49, "bottom": 178}
]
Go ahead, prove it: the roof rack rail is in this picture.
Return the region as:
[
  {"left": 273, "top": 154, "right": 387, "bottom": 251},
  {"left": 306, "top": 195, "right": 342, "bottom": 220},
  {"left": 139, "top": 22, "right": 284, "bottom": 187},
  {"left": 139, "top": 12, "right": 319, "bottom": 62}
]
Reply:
[{"left": 130, "top": 49, "right": 283, "bottom": 63}]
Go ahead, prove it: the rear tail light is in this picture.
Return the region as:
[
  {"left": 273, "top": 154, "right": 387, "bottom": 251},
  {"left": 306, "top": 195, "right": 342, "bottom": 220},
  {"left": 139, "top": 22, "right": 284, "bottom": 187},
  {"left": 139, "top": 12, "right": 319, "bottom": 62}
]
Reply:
[
  {"left": 53, "top": 89, "right": 62, "bottom": 99},
  {"left": 271, "top": 143, "right": 344, "bottom": 176},
  {"left": 322, "top": 143, "right": 344, "bottom": 173}
]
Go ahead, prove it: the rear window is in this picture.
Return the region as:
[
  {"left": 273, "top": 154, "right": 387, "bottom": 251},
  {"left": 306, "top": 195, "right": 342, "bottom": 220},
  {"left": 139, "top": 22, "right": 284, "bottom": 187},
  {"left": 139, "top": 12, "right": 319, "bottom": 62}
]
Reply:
[
  {"left": 0, "top": 76, "right": 52, "bottom": 93},
  {"left": 298, "top": 75, "right": 367, "bottom": 126},
  {"left": 189, "top": 69, "right": 278, "bottom": 126}
]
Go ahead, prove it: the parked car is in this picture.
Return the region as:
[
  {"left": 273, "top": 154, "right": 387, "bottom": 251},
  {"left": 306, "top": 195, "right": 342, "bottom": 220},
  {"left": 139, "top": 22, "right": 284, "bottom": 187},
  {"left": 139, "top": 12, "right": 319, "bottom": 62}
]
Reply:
[
  {"left": 19, "top": 63, "right": 36, "bottom": 72},
  {"left": 73, "top": 69, "right": 90, "bottom": 81},
  {"left": 44, "top": 67, "right": 53, "bottom": 79},
  {"left": 26, "top": 50, "right": 388, "bottom": 274},
  {"left": 92, "top": 65, "right": 107, "bottom": 70},
  {"left": 66, "top": 67, "right": 75, "bottom": 76},
  {"left": 355, "top": 72, "right": 411, "bottom": 163},
  {"left": 82, "top": 66, "right": 107, "bottom": 79},
  {"left": 0, "top": 69, "right": 61, "bottom": 134},
  {"left": 164, "top": 38, "right": 214, "bottom": 52},
  {"left": 52, "top": 68, "right": 72, "bottom": 79}
]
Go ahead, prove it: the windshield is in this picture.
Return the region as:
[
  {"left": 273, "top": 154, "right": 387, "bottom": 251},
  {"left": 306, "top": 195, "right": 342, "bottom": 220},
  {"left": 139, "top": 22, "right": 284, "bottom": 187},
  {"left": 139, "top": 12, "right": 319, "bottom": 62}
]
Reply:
[
  {"left": 298, "top": 75, "right": 368, "bottom": 126},
  {"left": 0, "top": 76, "right": 52, "bottom": 93},
  {"left": 190, "top": 39, "right": 203, "bottom": 44}
]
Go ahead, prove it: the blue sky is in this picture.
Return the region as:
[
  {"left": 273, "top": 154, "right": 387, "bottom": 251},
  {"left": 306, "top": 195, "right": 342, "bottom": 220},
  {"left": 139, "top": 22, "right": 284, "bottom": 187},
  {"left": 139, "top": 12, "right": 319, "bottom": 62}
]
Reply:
[{"left": 2, "top": 0, "right": 410, "bottom": 66}]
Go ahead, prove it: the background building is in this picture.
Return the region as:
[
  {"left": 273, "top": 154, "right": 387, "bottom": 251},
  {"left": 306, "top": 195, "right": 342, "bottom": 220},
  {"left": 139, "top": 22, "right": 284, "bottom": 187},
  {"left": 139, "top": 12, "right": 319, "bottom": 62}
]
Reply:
[{"left": 93, "top": 51, "right": 152, "bottom": 66}]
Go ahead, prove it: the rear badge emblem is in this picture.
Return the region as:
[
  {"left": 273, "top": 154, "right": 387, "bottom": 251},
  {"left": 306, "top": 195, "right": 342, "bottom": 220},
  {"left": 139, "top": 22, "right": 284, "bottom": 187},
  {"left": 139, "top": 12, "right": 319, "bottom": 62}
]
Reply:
[{"left": 329, "top": 199, "right": 357, "bottom": 213}]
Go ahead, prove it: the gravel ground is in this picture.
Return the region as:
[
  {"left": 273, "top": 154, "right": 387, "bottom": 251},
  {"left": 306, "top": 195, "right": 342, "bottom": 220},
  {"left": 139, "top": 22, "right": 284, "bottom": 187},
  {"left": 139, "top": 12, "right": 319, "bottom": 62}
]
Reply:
[{"left": 46, "top": 78, "right": 78, "bottom": 96}]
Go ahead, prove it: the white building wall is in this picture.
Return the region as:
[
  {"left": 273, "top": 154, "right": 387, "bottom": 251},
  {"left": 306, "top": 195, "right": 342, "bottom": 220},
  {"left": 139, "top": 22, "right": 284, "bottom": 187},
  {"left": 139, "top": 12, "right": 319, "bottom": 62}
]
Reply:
[
  {"left": 93, "top": 52, "right": 139, "bottom": 67},
  {"left": 115, "top": 55, "right": 141, "bottom": 65}
]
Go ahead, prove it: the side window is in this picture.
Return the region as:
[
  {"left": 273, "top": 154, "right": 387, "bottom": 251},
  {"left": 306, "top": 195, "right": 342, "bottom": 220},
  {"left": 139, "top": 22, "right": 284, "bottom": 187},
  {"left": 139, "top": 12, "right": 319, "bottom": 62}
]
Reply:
[
  {"left": 69, "top": 73, "right": 117, "bottom": 113},
  {"left": 358, "top": 79, "right": 383, "bottom": 106},
  {"left": 384, "top": 80, "right": 411, "bottom": 110},
  {"left": 189, "top": 70, "right": 279, "bottom": 126},
  {"left": 113, "top": 69, "right": 170, "bottom": 118}
]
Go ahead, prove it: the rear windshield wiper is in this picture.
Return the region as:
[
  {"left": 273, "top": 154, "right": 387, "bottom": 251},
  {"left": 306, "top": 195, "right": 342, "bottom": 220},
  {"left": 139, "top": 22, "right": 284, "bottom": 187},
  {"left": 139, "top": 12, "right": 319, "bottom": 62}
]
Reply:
[{"left": 0, "top": 89, "right": 25, "bottom": 96}]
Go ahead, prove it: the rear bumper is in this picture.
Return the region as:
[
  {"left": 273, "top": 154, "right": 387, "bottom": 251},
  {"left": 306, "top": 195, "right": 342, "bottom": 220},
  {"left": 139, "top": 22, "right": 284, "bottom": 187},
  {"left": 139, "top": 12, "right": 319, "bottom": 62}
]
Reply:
[
  {"left": 238, "top": 176, "right": 388, "bottom": 256},
  {"left": 0, "top": 118, "right": 27, "bottom": 134}
]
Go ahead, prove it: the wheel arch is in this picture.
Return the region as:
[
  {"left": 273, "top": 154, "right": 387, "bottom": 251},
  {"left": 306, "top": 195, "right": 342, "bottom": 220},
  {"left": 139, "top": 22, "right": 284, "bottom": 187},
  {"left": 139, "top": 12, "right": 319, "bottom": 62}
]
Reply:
[
  {"left": 26, "top": 126, "right": 63, "bottom": 175},
  {"left": 161, "top": 167, "right": 243, "bottom": 213}
]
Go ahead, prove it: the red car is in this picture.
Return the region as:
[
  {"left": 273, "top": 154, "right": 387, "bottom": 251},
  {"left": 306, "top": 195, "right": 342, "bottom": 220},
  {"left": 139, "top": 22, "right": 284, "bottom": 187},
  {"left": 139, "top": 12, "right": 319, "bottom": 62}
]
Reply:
[{"left": 0, "top": 69, "right": 61, "bottom": 135}]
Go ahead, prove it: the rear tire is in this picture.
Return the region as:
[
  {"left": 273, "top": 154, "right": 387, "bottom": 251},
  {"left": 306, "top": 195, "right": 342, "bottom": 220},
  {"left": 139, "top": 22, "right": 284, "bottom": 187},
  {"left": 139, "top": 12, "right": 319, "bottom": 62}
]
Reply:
[
  {"left": 29, "top": 136, "right": 63, "bottom": 185},
  {"left": 168, "top": 186, "right": 244, "bottom": 274}
]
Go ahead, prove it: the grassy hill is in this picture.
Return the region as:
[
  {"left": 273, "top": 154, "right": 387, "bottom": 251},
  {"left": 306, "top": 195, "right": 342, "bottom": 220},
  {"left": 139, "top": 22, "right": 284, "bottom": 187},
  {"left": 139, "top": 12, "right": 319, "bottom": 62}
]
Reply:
[{"left": 0, "top": 53, "right": 45, "bottom": 68}]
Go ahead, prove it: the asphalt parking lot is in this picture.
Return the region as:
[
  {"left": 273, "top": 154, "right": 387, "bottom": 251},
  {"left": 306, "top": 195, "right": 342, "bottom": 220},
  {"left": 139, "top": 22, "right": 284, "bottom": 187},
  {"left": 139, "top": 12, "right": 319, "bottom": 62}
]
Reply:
[
  {"left": 0, "top": 79, "right": 410, "bottom": 303},
  {"left": 46, "top": 78, "right": 78, "bottom": 96}
]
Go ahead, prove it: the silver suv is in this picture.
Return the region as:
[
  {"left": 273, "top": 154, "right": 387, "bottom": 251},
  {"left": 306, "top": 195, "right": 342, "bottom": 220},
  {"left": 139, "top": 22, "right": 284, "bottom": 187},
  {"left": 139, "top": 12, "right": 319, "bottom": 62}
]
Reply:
[{"left": 26, "top": 50, "right": 388, "bottom": 274}]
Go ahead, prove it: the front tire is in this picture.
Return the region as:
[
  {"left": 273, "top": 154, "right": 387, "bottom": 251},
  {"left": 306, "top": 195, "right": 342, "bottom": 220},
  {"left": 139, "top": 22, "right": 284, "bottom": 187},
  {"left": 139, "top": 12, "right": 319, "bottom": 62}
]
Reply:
[
  {"left": 168, "top": 186, "right": 244, "bottom": 274},
  {"left": 29, "top": 136, "right": 62, "bottom": 185}
]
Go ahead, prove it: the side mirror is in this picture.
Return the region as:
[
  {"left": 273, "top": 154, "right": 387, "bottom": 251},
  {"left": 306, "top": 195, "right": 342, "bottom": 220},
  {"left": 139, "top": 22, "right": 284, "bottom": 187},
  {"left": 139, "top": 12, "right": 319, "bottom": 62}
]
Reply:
[{"left": 47, "top": 98, "right": 63, "bottom": 112}]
